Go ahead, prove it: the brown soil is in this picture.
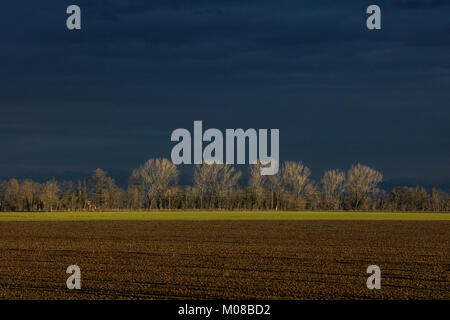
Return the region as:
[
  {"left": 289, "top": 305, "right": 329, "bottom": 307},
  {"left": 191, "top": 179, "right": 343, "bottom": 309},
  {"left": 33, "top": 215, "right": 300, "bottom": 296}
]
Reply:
[{"left": 0, "top": 221, "right": 448, "bottom": 299}]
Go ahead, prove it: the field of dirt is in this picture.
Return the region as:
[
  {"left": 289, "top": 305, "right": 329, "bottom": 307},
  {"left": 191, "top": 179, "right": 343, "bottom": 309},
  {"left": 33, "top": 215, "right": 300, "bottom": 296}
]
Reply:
[{"left": 0, "top": 220, "right": 448, "bottom": 299}]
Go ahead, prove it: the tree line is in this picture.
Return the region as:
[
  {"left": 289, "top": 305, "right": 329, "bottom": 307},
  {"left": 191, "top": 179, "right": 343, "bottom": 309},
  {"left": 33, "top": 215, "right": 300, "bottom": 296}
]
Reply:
[{"left": 0, "top": 158, "right": 448, "bottom": 212}]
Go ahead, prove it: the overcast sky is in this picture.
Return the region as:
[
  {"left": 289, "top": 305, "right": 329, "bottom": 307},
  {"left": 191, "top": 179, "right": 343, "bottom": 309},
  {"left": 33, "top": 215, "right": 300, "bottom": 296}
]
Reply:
[{"left": 1, "top": 0, "right": 449, "bottom": 187}]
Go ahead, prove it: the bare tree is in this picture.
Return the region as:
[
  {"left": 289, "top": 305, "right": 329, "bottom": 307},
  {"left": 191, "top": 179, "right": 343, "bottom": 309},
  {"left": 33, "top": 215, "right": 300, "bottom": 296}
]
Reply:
[
  {"left": 321, "top": 169, "right": 345, "bottom": 210},
  {"left": 105, "top": 177, "right": 125, "bottom": 209},
  {"left": 267, "top": 172, "right": 282, "bottom": 210},
  {"left": 193, "top": 162, "right": 241, "bottom": 209},
  {"left": 76, "top": 179, "right": 88, "bottom": 210},
  {"left": 127, "top": 185, "right": 144, "bottom": 210},
  {"left": 345, "top": 164, "right": 382, "bottom": 210},
  {"left": 89, "top": 169, "right": 110, "bottom": 210},
  {"left": 304, "top": 182, "right": 321, "bottom": 210},
  {"left": 1, "top": 161, "right": 449, "bottom": 212},
  {"left": 248, "top": 162, "right": 267, "bottom": 209},
  {"left": 21, "top": 179, "right": 41, "bottom": 211},
  {"left": 60, "top": 181, "right": 76, "bottom": 211},
  {"left": 281, "top": 161, "right": 311, "bottom": 201},
  {"left": 41, "top": 180, "right": 59, "bottom": 212},
  {"left": 193, "top": 164, "right": 209, "bottom": 209},
  {"left": 132, "top": 158, "right": 178, "bottom": 209},
  {"left": 193, "top": 162, "right": 222, "bottom": 209},
  {"left": 431, "top": 188, "right": 446, "bottom": 212},
  {"left": 218, "top": 164, "right": 241, "bottom": 209},
  {"left": 5, "top": 179, "right": 21, "bottom": 211}
]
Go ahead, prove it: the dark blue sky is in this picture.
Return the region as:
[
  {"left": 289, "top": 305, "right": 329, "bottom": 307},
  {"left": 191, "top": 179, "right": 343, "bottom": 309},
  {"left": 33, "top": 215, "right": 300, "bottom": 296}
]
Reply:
[{"left": 1, "top": 0, "right": 449, "bottom": 187}]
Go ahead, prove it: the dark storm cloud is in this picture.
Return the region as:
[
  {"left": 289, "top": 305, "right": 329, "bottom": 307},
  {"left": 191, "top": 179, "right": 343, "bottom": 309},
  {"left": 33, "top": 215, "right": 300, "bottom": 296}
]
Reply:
[
  {"left": 394, "top": 0, "right": 450, "bottom": 9},
  {"left": 0, "top": 0, "right": 449, "bottom": 186}
]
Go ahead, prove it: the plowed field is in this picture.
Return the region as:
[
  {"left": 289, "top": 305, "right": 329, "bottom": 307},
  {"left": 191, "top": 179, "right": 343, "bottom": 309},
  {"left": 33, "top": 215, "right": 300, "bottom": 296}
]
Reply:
[{"left": 0, "top": 221, "right": 448, "bottom": 299}]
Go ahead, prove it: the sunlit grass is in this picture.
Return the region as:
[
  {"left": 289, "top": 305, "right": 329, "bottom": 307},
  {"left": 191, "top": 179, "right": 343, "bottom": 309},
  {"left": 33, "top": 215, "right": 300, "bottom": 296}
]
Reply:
[{"left": 0, "top": 211, "right": 449, "bottom": 221}]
